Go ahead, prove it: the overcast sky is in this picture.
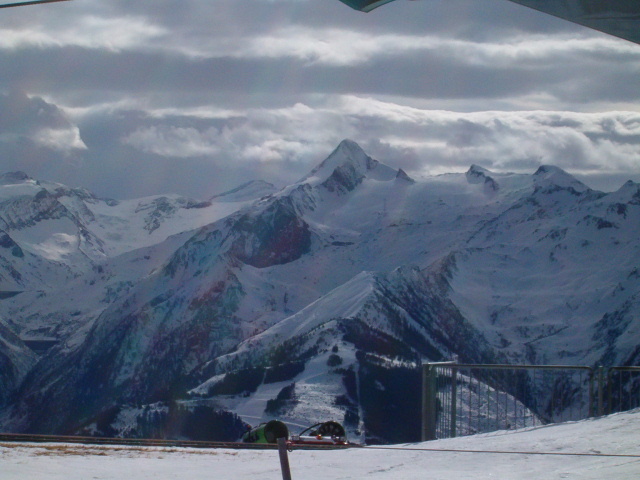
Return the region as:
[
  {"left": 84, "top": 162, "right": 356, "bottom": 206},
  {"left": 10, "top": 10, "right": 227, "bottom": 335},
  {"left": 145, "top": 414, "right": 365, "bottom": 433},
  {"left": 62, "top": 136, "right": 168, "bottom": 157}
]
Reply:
[{"left": 0, "top": 0, "right": 639, "bottom": 199}]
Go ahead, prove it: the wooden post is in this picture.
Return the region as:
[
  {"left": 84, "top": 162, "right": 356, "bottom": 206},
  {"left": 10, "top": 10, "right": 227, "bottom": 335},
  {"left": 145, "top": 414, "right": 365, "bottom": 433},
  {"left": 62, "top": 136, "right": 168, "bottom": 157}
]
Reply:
[{"left": 277, "top": 437, "right": 293, "bottom": 480}]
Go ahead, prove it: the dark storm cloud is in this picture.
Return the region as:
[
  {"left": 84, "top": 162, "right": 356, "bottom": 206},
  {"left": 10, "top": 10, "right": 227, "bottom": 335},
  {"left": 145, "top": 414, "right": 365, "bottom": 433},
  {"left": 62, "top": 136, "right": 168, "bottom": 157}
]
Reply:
[
  {"left": 3, "top": 36, "right": 638, "bottom": 109},
  {"left": 2, "top": 0, "right": 637, "bottom": 100},
  {"left": 2, "top": 0, "right": 639, "bottom": 112},
  {"left": 0, "top": 90, "right": 71, "bottom": 133},
  {"left": 0, "top": 91, "right": 84, "bottom": 154},
  {"left": 100, "top": 0, "right": 586, "bottom": 43}
]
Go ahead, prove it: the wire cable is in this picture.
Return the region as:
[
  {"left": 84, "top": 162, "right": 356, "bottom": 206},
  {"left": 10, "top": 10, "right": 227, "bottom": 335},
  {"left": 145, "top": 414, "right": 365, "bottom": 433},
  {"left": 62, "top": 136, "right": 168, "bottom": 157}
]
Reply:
[
  {"left": 361, "top": 445, "right": 640, "bottom": 459},
  {"left": 0, "top": 0, "right": 71, "bottom": 9}
]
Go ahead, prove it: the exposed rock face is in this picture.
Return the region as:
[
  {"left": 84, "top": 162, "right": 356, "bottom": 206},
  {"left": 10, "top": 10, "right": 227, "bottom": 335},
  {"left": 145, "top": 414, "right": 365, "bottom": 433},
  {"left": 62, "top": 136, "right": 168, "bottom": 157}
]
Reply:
[{"left": 0, "top": 319, "right": 37, "bottom": 406}]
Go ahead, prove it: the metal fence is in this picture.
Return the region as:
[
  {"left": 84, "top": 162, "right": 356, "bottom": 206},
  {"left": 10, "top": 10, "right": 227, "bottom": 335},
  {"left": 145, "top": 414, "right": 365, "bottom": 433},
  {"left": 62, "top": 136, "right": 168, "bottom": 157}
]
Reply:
[
  {"left": 422, "top": 363, "right": 640, "bottom": 441},
  {"left": 606, "top": 367, "right": 640, "bottom": 415}
]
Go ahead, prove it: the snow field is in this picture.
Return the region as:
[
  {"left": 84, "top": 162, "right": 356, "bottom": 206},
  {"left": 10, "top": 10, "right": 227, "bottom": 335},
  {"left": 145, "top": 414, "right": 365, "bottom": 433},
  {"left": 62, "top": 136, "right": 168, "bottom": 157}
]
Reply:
[{"left": 1, "top": 409, "right": 639, "bottom": 479}]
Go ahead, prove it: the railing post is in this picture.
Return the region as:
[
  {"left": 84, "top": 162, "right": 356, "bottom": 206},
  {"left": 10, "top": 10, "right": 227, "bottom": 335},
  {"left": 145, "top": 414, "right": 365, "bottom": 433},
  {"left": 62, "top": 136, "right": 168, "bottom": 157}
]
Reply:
[
  {"left": 607, "top": 368, "right": 613, "bottom": 415},
  {"left": 588, "top": 367, "right": 595, "bottom": 418},
  {"left": 450, "top": 366, "right": 458, "bottom": 438},
  {"left": 422, "top": 363, "right": 437, "bottom": 441},
  {"left": 597, "top": 366, "right": 605, "bottom": 417}
]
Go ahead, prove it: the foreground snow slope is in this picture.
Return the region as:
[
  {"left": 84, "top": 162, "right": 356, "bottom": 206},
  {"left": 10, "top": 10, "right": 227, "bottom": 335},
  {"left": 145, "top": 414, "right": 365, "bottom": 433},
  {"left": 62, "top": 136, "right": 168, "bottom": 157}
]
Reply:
[{"left": 1, "top": 410, "right": 639, "bottom": 480}]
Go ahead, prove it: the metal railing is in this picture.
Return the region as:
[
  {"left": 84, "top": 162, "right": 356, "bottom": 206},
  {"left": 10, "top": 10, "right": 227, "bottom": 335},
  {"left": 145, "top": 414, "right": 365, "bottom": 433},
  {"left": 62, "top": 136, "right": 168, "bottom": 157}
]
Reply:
[
  {"left": 606, "top": 366, "right": 640, "bottom": 415},
  {"left": 422, "top": 363, "right": 640, "bottom": 441}
]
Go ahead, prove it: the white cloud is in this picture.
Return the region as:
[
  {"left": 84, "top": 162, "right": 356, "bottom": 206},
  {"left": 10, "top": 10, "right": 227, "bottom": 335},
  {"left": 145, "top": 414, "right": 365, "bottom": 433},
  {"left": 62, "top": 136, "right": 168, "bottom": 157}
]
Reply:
[
  {"left": 123, "top": 126, "right": 221, "bottom": 158},
  {"left": 0, "top": 15, "right": 165, "bottom": 51},
  {"left": 36, "top": 126, "right": 87, "bottom": 151},
  {"left": 122, "top": 102, "right": 357, "bottom": 166},
  {"left": 165, "top": 25, "right": 640, "bottom": 67},
  {"left": 113, "top": 94, "right": 640, "bottom": 194},
  {"left": 328, "top": 96, "right": 640, "bottom": 180},
  {"left": 0, "top": 91, "right": 86, "bottom": 153}
]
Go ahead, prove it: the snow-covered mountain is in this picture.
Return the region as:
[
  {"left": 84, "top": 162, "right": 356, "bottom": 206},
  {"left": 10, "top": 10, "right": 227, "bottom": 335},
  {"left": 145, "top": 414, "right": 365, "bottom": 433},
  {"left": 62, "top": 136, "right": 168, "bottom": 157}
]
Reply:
[{"left": 0, "top": 140, "right": 638, "bottom": 443}]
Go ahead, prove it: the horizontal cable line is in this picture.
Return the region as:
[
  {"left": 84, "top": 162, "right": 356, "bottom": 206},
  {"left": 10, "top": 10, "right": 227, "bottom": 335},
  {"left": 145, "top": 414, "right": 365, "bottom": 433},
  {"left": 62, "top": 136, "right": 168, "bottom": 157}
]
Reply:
[
  {"left": 0, "top": 0, "right": 71, "bottom": 9},
  {"left": 361, "top": 445, "right": 640, "bottom": 459}
]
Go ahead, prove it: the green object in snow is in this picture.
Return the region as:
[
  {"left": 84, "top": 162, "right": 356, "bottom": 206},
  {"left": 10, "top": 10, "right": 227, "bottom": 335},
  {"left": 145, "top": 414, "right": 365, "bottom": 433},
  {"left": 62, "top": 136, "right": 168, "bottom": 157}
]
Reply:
[{"left": 242, "top": 420, "right": 290, "bottom": 444}]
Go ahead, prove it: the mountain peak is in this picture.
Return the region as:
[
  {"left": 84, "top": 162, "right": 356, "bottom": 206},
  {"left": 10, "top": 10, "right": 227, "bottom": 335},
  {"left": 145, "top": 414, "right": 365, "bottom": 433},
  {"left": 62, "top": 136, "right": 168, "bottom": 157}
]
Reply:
[
  {"left": 533, "top": 165, "right": 589, "bottom": 193},
  {"left": 298, "top": 140, "right": 397, "bottom": 192},
  {"left": 334, "top": 138, "right": 366, "bottom": 156},
  {"left": 0, "top": 171, "right": 33, "bottom": 186},
  {"left": 304, "top": 139, "right": 373, "bottom": 180},
  {"left": 610, "top": 179, "right": 640, "bottom": 204},
  {"left": 617, "top": 179, "right": 639, "bottom": 192},
  {"left": 466, "top": 165, "right": 499, "bottom": 193},
  {"left": 534, "top": 165, "right": 566, "bottom": 176},
  {"left": 396, "top": 168, "right": 415, "bottom": 183},
  {"left": 467, "top": 164, "right": 491, "bottom": 176}
]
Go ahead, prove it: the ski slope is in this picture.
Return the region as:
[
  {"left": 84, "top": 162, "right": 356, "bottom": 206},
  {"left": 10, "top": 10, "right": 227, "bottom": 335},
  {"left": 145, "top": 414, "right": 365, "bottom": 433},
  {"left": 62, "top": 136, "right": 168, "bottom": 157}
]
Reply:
[{"left": 1, "top": 410, "right": 638, "bottom": 479}]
